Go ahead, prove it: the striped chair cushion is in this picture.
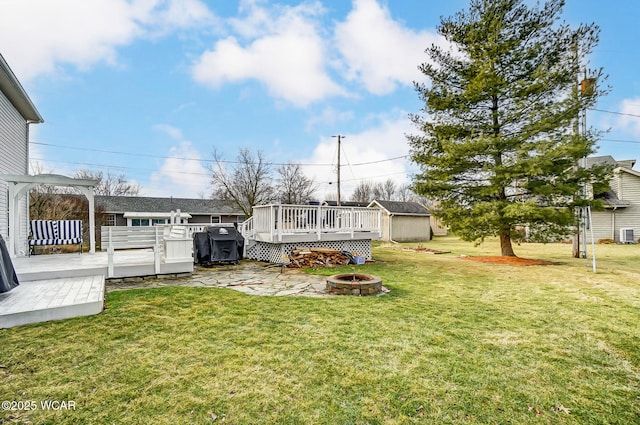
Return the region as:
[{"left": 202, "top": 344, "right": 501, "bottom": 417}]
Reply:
[
  {"left": 56, "top": 220, "right": 82, "bottom": 243},
  {"left": 29, "top": 220, "right": 56, "bottom": 245},
  {"left": 29, "top": 220, "right": 83, "bottom": 246}
]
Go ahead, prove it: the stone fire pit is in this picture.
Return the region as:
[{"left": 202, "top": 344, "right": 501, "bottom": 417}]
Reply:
[{"left": 326, "top": 273, "right": 383, "bottom": 296}]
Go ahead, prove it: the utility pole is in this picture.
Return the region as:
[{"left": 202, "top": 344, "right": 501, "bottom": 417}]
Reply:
[
  {"left": 332, "top": 135, "right": 345, "bottom": 206},
  {"left": 572, "top": 35, "right": 581, "bottom": 259},
  {"left": 572, "top": 34, "right": 598, "bottom": 271},
  {"left": 581, "top": 68, "right": 589, "bottom": 260},
  {"left": 580, "top": 71, "right": 597, "bottom": 272}
]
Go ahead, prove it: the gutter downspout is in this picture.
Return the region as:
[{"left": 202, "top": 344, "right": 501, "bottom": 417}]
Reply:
[
  {"left": 388, "top": 213, "right": 398, "bottom": 244},
  {"left": 611, "top": 206, "right": 617, "bottom": 241}
]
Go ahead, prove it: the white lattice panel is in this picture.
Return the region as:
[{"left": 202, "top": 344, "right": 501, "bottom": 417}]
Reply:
[{"left": 246, "top": 240, "right": 372, "bottom": 263}]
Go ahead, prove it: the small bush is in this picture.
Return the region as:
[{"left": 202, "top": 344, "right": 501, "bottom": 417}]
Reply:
[{"left": 598, "top": 238, "right": 615, "bottom": 244}]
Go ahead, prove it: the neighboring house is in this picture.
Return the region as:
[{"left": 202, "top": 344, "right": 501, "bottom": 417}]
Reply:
[
  {"left": 427, "top": 200, "right": 448, "bottom": 236},
  {"left": 0, "top": 54, "right": 44, "bottom": 253},
  {"left": 96, "top": 196, "right": 246, "bottom": 227},
  {"left": 368, "top": 200, "right": 431, "bottom": 242},
  {"left": 587, "top": 156, "right": 640, "bottom": 243}
]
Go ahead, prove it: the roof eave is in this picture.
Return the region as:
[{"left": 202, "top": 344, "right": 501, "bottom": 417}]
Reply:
[
  {"left": 0, "top": 54, "right": 44, "bottom": 123},
  {"left": 615, "top": 166, "right": 640, "bottom": 179}
]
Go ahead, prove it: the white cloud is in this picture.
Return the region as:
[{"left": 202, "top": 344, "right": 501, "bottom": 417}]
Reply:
[
  {"left": 145, "top": 140, "right": 210, "bottom": 198},
  {"left": 334, "top": 0, "right": 444, "bottom": 94},
  {"left": 0, "top": 0, "right": 216, "bottom": 81},
  {"left": 190, "top": 0, "right": 449, "bottom": 106},
  {"left": 153, "top": 124, "right": 184, "bottom": 140},
  {"left": 302, "top": 111, "right": 414, "bottom": 200},
  {"left": 305, "top": 107, "right": 355, "bottom": 131},
  {"left": 191, "top": 1, "right": 345, "bottom": 107},
  {"left": 150, "top": 0, "right": 217, "bottom": 32},
  {"left": 616, "top": 98, "right": 640, "bottom": 136}
]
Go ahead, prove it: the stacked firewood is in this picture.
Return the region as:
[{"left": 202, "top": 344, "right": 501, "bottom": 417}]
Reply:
[{"left": 286, "top": 247, "right": 353, "bottom": 268}]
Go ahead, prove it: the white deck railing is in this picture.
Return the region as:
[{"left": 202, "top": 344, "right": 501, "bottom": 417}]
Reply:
[
  {"left": 100, "top": 225, "right": 194, "bottom": 277},
  {"left": 248, "top": 204, "right": 381, "bottom": 242}
]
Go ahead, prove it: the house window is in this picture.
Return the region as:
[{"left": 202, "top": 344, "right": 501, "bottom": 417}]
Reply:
[
  {"left": 152, "top": 219, "right": 167, "bottom": 226},
  {"left": 237, "top": 215, "right": 246, "bottom": 223},
  {"left": 105, "top": 214, "right": 116, "bottom": 226},
  {"left": 131, "top": 218, "right": 150, "bottom": 227},
  {"left": 211, "top": 216, "right": 221, "bottom": 224}
]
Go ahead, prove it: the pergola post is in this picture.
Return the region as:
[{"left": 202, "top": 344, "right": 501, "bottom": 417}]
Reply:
[
  {"left": 7, "top": 181, "right": 33, "bottom": 257},
  {"left": 76, "top": 186, "right": 96, "bottom": 254}
]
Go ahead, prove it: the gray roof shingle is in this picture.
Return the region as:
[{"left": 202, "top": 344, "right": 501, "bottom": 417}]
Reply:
[
  {"left": 96, "top": 196, "right": 244, "bottom": 215},
  {"left": 370, "top": 200, "right": 430, "bottom": 216},
  {"left": 595, "top": 190, "right": 630, "bottom": 208}
]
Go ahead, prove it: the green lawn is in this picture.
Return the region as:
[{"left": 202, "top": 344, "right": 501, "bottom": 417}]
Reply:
[{"left": 1, "top": 237, "right": 639, "bottom": 424}]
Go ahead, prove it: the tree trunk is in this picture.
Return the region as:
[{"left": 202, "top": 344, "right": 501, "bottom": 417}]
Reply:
[
  {"left": 572, "top": 233, "right": 580, "bottom": 258},
  {"left": 500, "top": 232, "right": 516, "bottom": 257}
]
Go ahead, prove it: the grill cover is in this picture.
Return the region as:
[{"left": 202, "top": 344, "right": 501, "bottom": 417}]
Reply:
[
  {"left": 193, "top": 225, "right": 244, "bottom": 265},
  {"left": 0, "top": 233, "right": 19, "bottom": 293}
]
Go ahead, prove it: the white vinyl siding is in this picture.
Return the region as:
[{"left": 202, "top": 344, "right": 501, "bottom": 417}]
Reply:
[
  {"left": 0, "top": 89, "right": 29, "bottom": 252},
  {"left": 591, "top": 169, "right": 640, "bottom": 243},
  {"left": 612, "top": 172, "right": 640, "bottom": 242},
  {"left": 590, "top": 210, "right": 615, "bottom": 241}
]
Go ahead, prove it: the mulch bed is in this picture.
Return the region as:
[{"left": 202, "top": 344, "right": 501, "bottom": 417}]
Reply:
[
  {"left": 404, "top": 247, "right": 451, "bottom": 254},
  {"left": 460, "top": 256, "right": 557, "bottom": 266}
]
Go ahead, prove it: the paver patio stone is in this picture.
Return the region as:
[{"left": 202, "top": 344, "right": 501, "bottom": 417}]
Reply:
[{"left": 106, "top": 260, "right": 333, "bottom": 297}]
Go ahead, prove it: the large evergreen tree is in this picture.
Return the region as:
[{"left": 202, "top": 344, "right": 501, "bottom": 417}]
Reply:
[{"left": 408, "top": 0, "right": 610, "bottom": 256}]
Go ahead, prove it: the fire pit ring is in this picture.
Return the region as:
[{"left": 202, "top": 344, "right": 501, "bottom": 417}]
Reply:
[{"left": 326, "top": 273, "right": 383, "bottom": 296}]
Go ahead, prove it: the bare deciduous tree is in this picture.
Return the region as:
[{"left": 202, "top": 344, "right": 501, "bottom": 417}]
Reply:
[
  {"left": 276, "top": 163, "right": 317, "bottom": 204},
  {"left": 350, "top": 181, "right": 375, "bottom": 203},
  {"left": 396, "top": 184, "right": 415, "bottom": 202},
  {"left": 209, "top": 148, "right": 275, "bottom": 216},
  {"left": 373, "top": 179, "right": 397, "bottom": 201},
  {"left": 74, "top": 169, "right": 140, "bottom": 196},
  {"left": 352, "top": 179, "right": 403, "bottom": 202}
]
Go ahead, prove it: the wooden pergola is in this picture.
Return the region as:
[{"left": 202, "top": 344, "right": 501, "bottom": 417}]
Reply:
[{"left": 0, "top": 173, "right": 98, "bottom": 257}]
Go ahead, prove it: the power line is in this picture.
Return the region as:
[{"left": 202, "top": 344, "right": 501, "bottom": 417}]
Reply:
[
  {"left": 600, "top": 138, "right": 640, "bottom": 145},
  {"left": 340, "top": 170, "right": 414, "bottom": 183},
  {"left": 30, "top": 157, "right": 211, "bottom": 177},
  {"left": 589, "top": 108, "right": 640, "bottom": 118},
  {"left": 30, "top": 141, "right": 410, "bottom": 167},
  {"left": 31, "top": 156, "right": 418, "bottom": 184}
]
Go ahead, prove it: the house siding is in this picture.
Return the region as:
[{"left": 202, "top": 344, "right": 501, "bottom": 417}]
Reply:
[
  {"left": 380, "top": 214, "right": 431, "bottom": 242},
  {"left": 389, "top": 215, "right": 431, "bottom": 242},
  {"left": 380, "top": 214, "right": 391, "bottom": 241},
  {"left": 108, "top": 213, "right": 239, "bottom": 227},
  {"left": 592, "top": 169, "right": 640, "bottom": 243},
  {"left": 590, "top": 210, "right": 615, "bottom": 241},
  {"left": 0, "top": 89, "right": 29, "bottom": 252},
  {"left": 430, "top": 215, "right": 448, "bottom": 236},
  {"left": 614, "top": 171, "right": 640, "bottom": 242}
]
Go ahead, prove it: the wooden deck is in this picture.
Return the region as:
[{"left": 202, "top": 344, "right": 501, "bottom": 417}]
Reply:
[
  {"left": 251, "top": 230, "right": 379, "bottom": 243},
  {"left": 0, "top": 275, "right": 104, "bottom": 329},
  {"left": 242, "top": 204, "right": 382, "bottom": 243},
  {"left": 12, "top": 250, "right": 193, "bottom": 281},
  {"left": 1, "top": 250, "right": 194, "bottom": 329}
]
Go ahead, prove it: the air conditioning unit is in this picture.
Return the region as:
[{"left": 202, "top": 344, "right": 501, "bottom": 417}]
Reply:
[{"left": 620, "top": 228, "right": 635, "bottom": 244}]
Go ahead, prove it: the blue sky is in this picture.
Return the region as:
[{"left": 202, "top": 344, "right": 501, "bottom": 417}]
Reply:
[{"left": 1, "top": 0, "right": 638, "bottom": 199}]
